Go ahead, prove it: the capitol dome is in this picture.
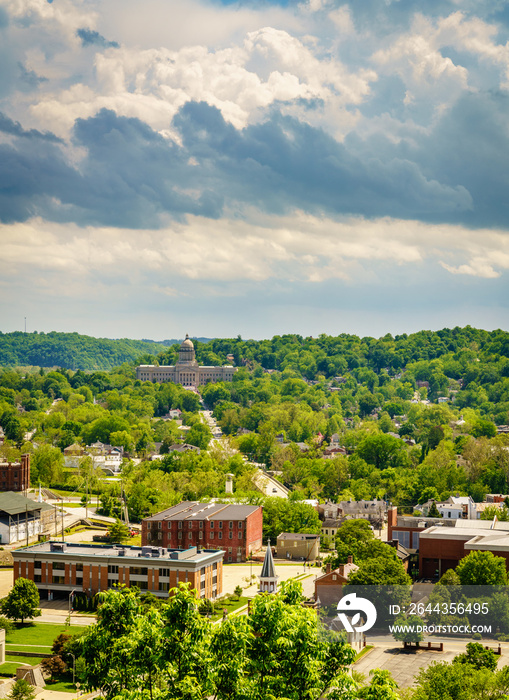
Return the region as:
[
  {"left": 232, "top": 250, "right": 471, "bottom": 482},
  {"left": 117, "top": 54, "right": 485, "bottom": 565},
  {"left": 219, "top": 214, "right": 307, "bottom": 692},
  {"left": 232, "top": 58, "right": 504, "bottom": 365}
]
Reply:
[
  {"left": 180, "top": 334, "right": 194, "bottom": 350},
  {"left": 178, "top": 334, "right": 196, "bottom": 365}
]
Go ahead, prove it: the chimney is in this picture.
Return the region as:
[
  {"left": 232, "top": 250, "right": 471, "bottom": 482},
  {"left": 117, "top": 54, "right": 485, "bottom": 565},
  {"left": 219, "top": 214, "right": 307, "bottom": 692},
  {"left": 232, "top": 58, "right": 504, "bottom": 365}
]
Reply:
[
  {"left": 338, "top": 564, "right": 345, "bottom": 577},
  {"left": 326, "top": 562, "right": 332, "bottom": 574},
  {"left": 347, "top": 555, "right": 353, "bottom": 565}
]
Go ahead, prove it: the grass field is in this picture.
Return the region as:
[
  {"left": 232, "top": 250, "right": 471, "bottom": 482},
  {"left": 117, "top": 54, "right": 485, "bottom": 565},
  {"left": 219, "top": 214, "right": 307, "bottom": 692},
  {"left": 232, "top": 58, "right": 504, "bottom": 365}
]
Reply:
[
  {"left": 44, "top": 679, "right": 75, "bottom": 692},
  {"left": 5, "top": 622, "right": 88, "bottom": 649},
  {"left": 355, "top": 645, "right": 374, "bottom": 662},
  {"left": 210, "top": 596, "right": 249, "bottom": 621}
]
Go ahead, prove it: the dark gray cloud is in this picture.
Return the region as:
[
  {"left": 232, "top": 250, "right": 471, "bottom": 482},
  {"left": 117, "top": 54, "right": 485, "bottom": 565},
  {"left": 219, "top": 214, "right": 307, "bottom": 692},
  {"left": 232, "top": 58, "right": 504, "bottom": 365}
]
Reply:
[
  {"left": 3, "top": 89, "right": 509, "bottom": 230},
  {"left": 76, "top": 28, "right": 119, "bottom": 49},
  {"left": 17, "top": 62, "right": 48, "bottom": 89},
  {"left": 0, "top": 112, "right": 61, "bottom": 142}
]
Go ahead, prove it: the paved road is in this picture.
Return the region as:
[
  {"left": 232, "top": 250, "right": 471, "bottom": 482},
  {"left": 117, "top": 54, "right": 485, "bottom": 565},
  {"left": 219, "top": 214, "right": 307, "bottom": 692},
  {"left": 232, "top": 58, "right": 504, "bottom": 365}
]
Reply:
[{"left": 252, "top": 470, "right": 289, "bottom": 498}]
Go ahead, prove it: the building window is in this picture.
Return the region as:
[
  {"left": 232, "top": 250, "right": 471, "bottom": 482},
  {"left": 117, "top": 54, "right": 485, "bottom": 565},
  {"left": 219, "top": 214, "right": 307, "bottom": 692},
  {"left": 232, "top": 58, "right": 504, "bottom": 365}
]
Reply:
[
  {"left": 160, "top": 568, "right": 169, "bottom": 577},
  {"left": 34, "top": 574, "right": 41, "bottom": 583},
  {"left": 129, "top": 567, "right": 148, "bottom": 576},
  {"left": 199, "top": 521, "right": 203, "bottom": 529},
  {"left": 229, "top": 521, "right": 233, "bottom": 529},
  {"left": 178, "top": 521, "right": 182, "bottom": 529},
  {"left": 228, "top": 548, "right": 232, "bottom": 553},
  {"left": 159, "top": 582, "right": 169, "bottom": 592},
  {"left": 108, "top": 565, "right": 119, "bottom": 574},
  {"left": 52, "top": 562, "right": 65, "bottom": 571},
  {"left": 188, "top": 522, "right": 192, "bottom": 529},
  {"left": 332, "top": 575, "right": 337, "bottom": 581},
  {"left": 238, "top": 521, "right": 243, "bottom": 529},
  {"left": 219, "top": 521, "right": 223, "bottom": 529},
  {"left": 158, "top": 522, "right": 162, "bottom": 529},
  {"left": 158, "top": 532, "right": 162, "bottom": 540},
  {"left": 199, "top": 532, "right": 203, "bottom": 540},
  {"left": 178, "top": 532, "right": 182, "bottom": 540},
  {"left": 218, "top": 532, "right": 222, "bottom": 540},
  {"left": 210, "top": 532, "right": 214, "bottom": 539},
  {"left": 229, "top": 532, "right": 233, "bottom": 539},
  {"left": 228, "top": 556, "right": 232, "bottom": 562},
  {"left": 210, "top": 522, "right": 214, "bottom": 528},
  {"left": 188, "top": 532, "right": 192, "bottom": 540}
]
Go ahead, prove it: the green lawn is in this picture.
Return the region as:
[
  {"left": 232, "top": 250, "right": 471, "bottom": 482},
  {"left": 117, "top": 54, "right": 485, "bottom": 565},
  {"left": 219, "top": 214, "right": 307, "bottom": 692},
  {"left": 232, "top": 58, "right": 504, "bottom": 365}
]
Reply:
[
  {"left": 354, "top": 645, "right": 374, "bottom": 662},
  {"left": 210, "top": 596, "right": 249, "bottom": 621},
  {"left": 5, "top": 654, "right": 46, "bottom": 665},
  {"left": 5, "top": 623, "right": 88, "bottom": 649},
  {"left": 44, "top": 679, "right": 75, "bottom": 693}
]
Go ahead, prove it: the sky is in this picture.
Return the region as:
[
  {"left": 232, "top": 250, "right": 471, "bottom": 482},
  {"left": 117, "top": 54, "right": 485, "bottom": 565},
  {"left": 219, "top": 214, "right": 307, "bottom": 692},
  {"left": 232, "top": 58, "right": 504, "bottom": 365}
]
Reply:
[{"left": 0, "top": 0, "right": 508, "bottom": 342}]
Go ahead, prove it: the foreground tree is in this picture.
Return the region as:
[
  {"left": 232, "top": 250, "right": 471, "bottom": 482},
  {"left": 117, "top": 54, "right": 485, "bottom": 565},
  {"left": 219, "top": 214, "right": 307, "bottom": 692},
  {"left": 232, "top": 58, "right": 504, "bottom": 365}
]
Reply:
[
  {"left": 2, "top": 578, "right": 40, "bottom": 623},
  {"left": 79, "top": 580, "right": 357, "bottom": 700},
  {"left": 456, "top": 550, "right": 507, "bottom": 586}
]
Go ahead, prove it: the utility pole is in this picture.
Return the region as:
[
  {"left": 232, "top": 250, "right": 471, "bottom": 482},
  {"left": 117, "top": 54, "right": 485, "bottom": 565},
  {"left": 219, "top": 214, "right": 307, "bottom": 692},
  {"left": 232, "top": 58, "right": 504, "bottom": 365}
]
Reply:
[
  {"left": 61, "top": 497, "right": 65, "bottom": 540},
  {"left": 25, "top": 504, "right": 29, "bottom": 547}
]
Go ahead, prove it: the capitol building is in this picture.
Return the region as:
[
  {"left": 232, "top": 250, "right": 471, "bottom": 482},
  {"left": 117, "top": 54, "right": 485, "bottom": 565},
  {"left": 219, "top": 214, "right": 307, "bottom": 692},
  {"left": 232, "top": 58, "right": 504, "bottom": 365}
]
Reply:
[{"left": 136, "top": 335, "right": 236, "bottom": 387}]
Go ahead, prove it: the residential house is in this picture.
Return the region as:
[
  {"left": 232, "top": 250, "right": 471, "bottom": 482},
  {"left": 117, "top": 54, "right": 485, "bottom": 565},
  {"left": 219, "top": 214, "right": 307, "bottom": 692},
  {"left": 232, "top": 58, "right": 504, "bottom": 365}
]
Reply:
[
  {"left": 321, "top": 518, "right": 343, "bottom": 548},
  {"left": 314, "top": 556, "right": 359, "bottom": 607},
  {"left": 415, "top": 496, "right": 477, "bottom": 520}
]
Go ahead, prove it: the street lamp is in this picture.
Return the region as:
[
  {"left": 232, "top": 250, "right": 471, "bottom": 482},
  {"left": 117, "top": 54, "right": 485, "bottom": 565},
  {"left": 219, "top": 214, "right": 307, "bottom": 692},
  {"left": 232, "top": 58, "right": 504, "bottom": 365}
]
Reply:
[
  {"left": 68, "top": 652, "right": 76, "bottom": 686},
  {"left": 68, "top": 590, "right": 75, "bottom": 626}
]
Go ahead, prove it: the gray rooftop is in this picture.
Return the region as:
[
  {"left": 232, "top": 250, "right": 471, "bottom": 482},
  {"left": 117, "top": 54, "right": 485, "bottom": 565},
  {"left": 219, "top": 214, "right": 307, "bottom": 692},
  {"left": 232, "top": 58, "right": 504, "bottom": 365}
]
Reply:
[
  {"left": 277, "top": 532, "right": 321, "bottom": 541},
  {"left": 0, "top": 492, "right": 53, "bottom": 516},
  {"left": 145, "top": 502, "right": 260, "bottom": 522},
  {"left": 14, "top": 541, "right": 224, "bottom": 565}
]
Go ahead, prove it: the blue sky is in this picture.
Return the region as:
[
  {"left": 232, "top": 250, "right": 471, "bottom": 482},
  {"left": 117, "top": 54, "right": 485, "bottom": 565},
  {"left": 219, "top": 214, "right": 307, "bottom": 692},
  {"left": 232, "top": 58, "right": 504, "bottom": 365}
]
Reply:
[{"left": 0, "top": 0, "right": 508, "bottom": 341}]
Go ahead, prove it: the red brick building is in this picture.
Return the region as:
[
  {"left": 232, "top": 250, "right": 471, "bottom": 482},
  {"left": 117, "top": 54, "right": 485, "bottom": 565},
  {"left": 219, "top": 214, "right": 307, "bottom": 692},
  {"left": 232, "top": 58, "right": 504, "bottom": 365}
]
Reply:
[
  {"left": 419, "top": 521, "right": 509, "bottom": 578},
  {"left": 13, "top": 541, "right": 224, "bottom": 599},
  {"left": 142, "top": 502, "right": 263, "bottom": 562},
  {"left": 387, "top": 505, "right": 455, "bottom": 550},
  {"left": 0, "top": 455, "right": 30, "bottom": 493}
]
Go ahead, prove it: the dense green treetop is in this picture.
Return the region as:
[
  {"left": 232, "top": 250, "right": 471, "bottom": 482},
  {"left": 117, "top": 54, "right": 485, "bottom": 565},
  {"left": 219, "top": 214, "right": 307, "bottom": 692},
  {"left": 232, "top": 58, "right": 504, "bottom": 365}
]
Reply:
[{"left": 0, "top": 331, "right": 167, "bottom": 371}]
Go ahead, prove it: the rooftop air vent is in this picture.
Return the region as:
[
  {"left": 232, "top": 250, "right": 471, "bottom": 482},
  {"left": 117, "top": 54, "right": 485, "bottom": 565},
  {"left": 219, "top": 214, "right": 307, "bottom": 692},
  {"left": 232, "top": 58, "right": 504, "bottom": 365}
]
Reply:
[{"left": 50, "top": 543, "right": 66, "bottom": 552}]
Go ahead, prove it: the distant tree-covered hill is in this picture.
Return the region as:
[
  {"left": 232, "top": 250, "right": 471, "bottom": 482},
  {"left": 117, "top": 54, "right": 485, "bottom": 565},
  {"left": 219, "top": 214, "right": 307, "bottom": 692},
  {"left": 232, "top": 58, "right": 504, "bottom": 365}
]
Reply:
[{"left": 0, "top": 331, "right": 167, "bottom": 371}]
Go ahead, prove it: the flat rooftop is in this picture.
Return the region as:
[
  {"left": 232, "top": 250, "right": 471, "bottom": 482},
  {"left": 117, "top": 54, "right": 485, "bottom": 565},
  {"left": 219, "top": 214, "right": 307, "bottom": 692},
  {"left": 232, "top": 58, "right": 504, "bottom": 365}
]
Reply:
[{"left": 13, "top": 541, "right": 224, "bottom": 564}]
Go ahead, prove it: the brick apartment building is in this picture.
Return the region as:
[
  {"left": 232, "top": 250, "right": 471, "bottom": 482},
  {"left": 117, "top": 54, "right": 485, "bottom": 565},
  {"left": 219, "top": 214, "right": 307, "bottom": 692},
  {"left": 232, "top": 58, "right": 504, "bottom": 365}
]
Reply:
[
  {"left": 0, "top": 455, "right": 30, "bottom": 493},
  {"left": 13, "top": 541, "right": 224, "bottom": 599},
  {"left": 142, "top": 502, "right": 263, "bottom": 562}
]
